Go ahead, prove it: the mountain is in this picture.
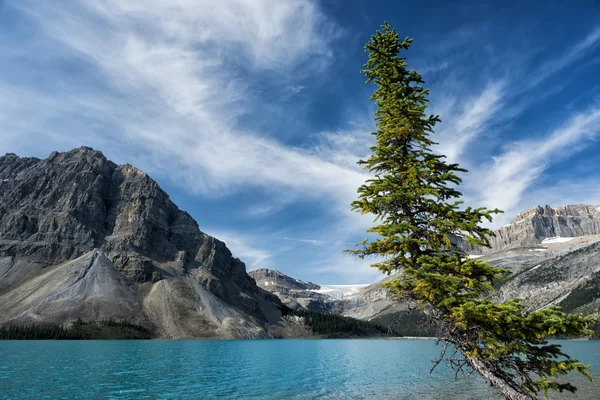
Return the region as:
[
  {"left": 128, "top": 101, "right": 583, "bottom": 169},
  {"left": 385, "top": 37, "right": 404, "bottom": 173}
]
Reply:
[
  {"left": 4, "top": 150, "right": 597, "bottom": 338},
  {"left": 251, "top": 268, "right": 406, "bottom": 320},
  {"left": 248, "top": 269, "right": 330, "bottom": 312},
  {"left": 460, "top": 204, "right": 600, "bottom": 255},
  {"left": 493, "top": 241, "right": 600, "bottom": 313},
  {"left": 256, "top": 204, "right": 600, "bottom": 332},
  {"left": 0, "top": 147, "right": 289, "bottom": 338},
  {"left": 327, "top": 277, "right": 407, "bottom": 320},
  {"left": 459, "top": 204, "right": 600, "bottom": 316}
]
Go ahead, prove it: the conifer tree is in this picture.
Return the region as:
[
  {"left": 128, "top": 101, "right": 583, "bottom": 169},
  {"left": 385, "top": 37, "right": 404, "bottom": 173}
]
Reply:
[{"left": 349, "top": 22, "right": 596, "bottom": 400}]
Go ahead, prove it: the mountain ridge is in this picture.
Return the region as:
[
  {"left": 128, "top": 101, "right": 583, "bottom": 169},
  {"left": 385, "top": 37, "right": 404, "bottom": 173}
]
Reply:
[
  {"left": 459, "top": 203, "right": 600, "bottom": 255},
  {"left": 255, "top": 205, "right": 600, "bottom": 325},
  {"left": 0, "top": 147, "right": 288, "bottom": 338}
]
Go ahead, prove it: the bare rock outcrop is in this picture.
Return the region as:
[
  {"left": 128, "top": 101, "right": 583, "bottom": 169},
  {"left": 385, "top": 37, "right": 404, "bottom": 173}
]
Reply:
[
  {"left": 0, "top": 147, "right": 284, "bottom": 338},
  {"left": 250, "top": 268, "right": 405, "bottom": 320},
  {"left": 248, "top": 269, "right": 330, "bottom": 311},
  {"left": 253, "top": 203, "right": 600, "bottom": 325},
  {"left": 494, "top": 241, "right": 600, "bottom": 313},
  {"left": 459, "top": 204, "right": 600, "bottom": 255}
]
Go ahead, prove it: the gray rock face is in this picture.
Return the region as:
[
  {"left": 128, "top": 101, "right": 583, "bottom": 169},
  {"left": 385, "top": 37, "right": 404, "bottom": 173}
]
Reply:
[
  {"left": 461, "top": 204, "right": 600, "bottom": 254},
  {"left": 251, "top": 268, "right": 405, "bottom": 320},
  {"left": 0, "top": 250, "right": 143, "bottom": 325},
  {"left": 254, "top": 204, "right": 600, "bottom": 324},
  {"left": 248, "top": 269, "right": 330, "bottom": 311},
  {"left": 328, "top": 276, "right": 407, "bottom": 321},
  {"left": 249, "top": 268, "right": 320, "bottom": 291},
  {"left": 494, "top": 241, "right": 600, "bottom": 313},
  {"left": 0, "top": 147, "right": 284, "bottom": 338}
]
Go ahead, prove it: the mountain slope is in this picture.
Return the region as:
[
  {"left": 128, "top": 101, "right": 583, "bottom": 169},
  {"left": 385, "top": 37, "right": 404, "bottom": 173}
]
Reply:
[
  {"left": 248, "top": 269, "right": 331, "bottom": 312},
  {"left": 251, "top": 268, "right": 406, "bottom": 320},
  {"left": 255, "top": 204, "right": 600, "bottom": 328},
  {"left": 460, "top": 204, "right": 600, "bottom": 255},
  {"left": 494, "top": 241, "right": 600, "bottom": 312},
  {"left": 0, "top": 147, "right": 286, "bottom": 338}
]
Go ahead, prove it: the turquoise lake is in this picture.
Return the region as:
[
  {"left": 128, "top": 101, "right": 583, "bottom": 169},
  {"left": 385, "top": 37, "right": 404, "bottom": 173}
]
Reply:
[{"left": 0, "top": 340, "right": 598, "bottom": 399}]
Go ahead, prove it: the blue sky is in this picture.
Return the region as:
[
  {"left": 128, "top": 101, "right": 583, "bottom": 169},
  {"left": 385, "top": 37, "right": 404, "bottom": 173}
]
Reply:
[{"left": 2, "top": 1, "right": 600, "bottom": 284}]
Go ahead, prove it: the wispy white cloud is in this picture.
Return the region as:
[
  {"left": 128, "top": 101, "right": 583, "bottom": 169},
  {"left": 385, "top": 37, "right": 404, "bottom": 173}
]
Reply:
[
  {"left": 472, "top": 107, "right": 600, "bottom": 225},
  {"left": 305, "top": 251, "right": 383, "bottom": 284},
  {"left": 423, "top": 25, "right": 600, "bottom": 230},
  {"left": 524, "top": 26, "right": 600, "bottom": 91},
  {"left": 206, "top": 230, "right": 274, "bottom": 271},
  {"left": 432, "top": 82, "right": 505, "bottom": 163},
  {"left": 280, "top": 237, "right": 329, "bottom": 246},
  {"left": 4, "top": 1, "right": 366, "bottom": 204}
]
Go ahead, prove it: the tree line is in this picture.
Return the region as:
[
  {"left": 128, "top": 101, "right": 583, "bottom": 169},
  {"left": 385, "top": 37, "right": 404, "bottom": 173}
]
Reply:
[
  {"left": 0, "top": 319, "right": 153, "bottom": 340},
  {"left": 292, "top": 309, "right": 395, "bottom": 338}
]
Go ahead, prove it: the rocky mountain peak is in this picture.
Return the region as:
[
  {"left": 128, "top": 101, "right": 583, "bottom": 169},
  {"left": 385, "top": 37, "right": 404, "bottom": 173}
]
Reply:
[
  {"left": 249, "top": 269, "right": 320, "bottom": 291},
  {"left": 467, "top": 204, "right": 600, "bottom": 254},
  {"left": 510, "top": 204, "right": 600, "bottom": 224},
  {"left": 0, "top": 148, "right": 284, "bottom": 337}
]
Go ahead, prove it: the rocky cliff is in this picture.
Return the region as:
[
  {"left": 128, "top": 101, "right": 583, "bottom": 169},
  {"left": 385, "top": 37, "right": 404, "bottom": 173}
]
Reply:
[
  {"left": 463, "top": 204, "right": 600, "bottom": 255},
  {"left": 255, "top": 204, "right": 600, "bottom": 326},
  {"left": 251, "top": 268, "right": 406, "bottom": 320},
  {"left": 0, "top": 147, "right": 287, "bottom": 338},
  {"left": 248, "top": 269, "right": 331, "bottom": 312},
  {"left": 494, "top": 241, "right": 600, "bottom": 313}
]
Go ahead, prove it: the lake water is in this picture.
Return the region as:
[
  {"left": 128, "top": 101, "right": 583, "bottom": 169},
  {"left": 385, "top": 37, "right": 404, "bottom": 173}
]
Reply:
[{"left": 0, "top": 340, "right": 598, "bottom": 399}]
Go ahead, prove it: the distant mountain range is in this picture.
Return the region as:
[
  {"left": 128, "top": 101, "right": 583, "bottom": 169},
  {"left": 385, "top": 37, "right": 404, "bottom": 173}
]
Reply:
[
  {"left": 1, "top": 147, "right": 598, "bottom": 338},
  {"left": 254, "top": 205, "right": 600, "bottom": 331},
  {"left": 249, "top": 268, "right": 406, "bottom": 320},
  {"left": 457, "top": 204, "right": 600, "bottom": 254}
]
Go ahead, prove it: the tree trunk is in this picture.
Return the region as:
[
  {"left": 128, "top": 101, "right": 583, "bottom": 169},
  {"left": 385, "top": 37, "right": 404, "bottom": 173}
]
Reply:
[{"left": 467, "top": 356, "right": 537, "bottom": 400}]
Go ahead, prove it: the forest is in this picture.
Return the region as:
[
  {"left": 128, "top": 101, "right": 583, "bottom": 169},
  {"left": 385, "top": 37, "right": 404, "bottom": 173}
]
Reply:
[{"left": 0, "top": 319, "right": 153, "bottom": 340}]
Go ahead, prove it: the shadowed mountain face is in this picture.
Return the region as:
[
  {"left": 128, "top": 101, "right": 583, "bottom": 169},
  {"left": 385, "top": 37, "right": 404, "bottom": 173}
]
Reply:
[{"left": 0, "top": 147, "right": 285, "bottom": 338}]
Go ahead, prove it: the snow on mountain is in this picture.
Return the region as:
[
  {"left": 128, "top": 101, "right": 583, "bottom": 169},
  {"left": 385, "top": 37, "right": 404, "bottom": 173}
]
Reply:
[
  {"left": 541, "top": 236, "right": 575, "bottom": 244},
  {"left": 313, "top": 284, "right": 369, "bottom": 300}
]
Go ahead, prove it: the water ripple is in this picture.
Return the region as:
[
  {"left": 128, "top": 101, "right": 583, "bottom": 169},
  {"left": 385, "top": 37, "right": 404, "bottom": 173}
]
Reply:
[{"left": 0, "top": 340, "right": 598, "bottom": 399}]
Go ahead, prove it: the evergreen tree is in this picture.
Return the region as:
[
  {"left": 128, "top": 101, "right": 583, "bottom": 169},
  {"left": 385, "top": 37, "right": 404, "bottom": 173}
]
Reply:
[{"left": 349, "top": 22, "right": 596, "bottom": 400}]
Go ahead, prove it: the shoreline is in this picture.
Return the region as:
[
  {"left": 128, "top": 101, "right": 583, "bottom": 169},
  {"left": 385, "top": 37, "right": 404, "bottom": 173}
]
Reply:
[{"left": 385, "top": 336, "right": 436, "bottom": 340}]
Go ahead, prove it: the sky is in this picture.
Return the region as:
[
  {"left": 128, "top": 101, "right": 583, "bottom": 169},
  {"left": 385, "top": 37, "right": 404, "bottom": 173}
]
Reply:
[{"left": 2, "top": 1, "right": 600, "bottom": 285}]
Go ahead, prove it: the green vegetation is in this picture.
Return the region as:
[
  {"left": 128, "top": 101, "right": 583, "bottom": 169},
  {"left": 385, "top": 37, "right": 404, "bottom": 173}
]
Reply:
[
  {"left": 0, "top": 319, "right": 153, "bottom": 340},
  {"left": 292, "top": 309, "right": 393, "bottom": 338},
  {"left": 592, "top": 322, "right": 600, "bottom": 340},
  {"left": 371, "top": 310, "right": 437, "bottom": 337},
  {"left": 0, "top": 323, "right": 90, "bottom": 340},
  {"left": 558, "top": 271, "right": 600, "bottom": 314},
  {"left": 348, "top": 22, "right": 596, "bottom": 399},
  {"left": 520, "top": 243, "right": 600, "bottom": 287}
]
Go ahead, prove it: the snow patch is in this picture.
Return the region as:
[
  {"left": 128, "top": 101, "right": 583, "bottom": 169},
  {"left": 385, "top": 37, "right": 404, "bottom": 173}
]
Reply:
[
  {"left": 313, "top": 284, "right": 369, "bottom": 300},
  {"left": 541, "top": 237, "right": 574, "bottom": 244},
  {"left": 528, "top": 249, "right": 547, "bottom": 252},
  {"left": 529, "top": 264, "right": 542, "bottom": 272},
  {"left": 467, "top": 255, "right": 483, "bottom": 259}
]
